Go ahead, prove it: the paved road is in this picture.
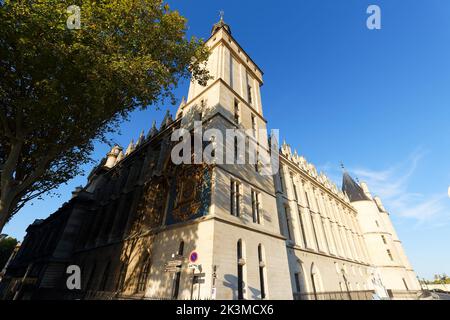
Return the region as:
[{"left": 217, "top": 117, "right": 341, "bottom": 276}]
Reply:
[{"left": 435, "top": 292, "right": 450, "bottom": 300}]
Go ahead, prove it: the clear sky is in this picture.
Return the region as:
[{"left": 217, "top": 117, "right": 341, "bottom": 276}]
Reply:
[{"left": 3, "top": 0, "right": 450, "bottom": 280}]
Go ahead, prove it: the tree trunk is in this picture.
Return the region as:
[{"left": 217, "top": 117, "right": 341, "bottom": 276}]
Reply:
[{"left": 0, "top": 194, "right": 14, "bottom": 234}]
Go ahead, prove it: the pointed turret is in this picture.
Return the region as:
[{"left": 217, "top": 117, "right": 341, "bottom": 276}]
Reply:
[
  {"left": 116, "top": 150, "right": 124, "bottom": 163},
  {"left": 136, "top": 130, "right": 145, "bottom": 146},
  {"left": 342, "top": 172, "right": 370, "bottom": 202},
  {"left": 160, "top": 110, "right": 173, "bottom": 130},
  {"left": 125, "top": 140, "right": 135, "bottom": 156},
  {"left": 147, "top": 120, "right": 158, "bottom": 138}
]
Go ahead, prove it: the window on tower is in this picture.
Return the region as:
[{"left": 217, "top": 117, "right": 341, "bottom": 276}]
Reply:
[
  {"left": 387, "top": 249, "right": 394, "bottom": 261},
  {"left": 230, "top": 180, "right": 241, "bottom": 217},
  {"left": 234, "top": 99, "right": 240, "bottom": 124},
  {"left": 247, "top": 84, "right": 253, "bottom": 104},
  {"left": 251, "top": 114, "right": 257, "bottom": 137},
  {"left": 251, "top": 189, "right": 261, "bottom": 224},
  {"left": 258, "top": 244, "right": 267, "bottom": 299}
]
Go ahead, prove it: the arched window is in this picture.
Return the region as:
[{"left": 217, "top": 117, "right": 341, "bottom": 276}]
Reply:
[
  {"left": 116, "top": 261, "right": 128, "bottom": 292},
  {"left": 137, "top": 254, "right": 151, "bottom": 293},
  {"left": 258, "top": 244, "right": 266, "bottom": 299},
  {"left": 237, "top": 239, "right": 245, "bottom": 300}
]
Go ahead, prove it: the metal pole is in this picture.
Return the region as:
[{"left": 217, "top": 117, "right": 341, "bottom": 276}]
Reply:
[{"left": 190, "top": 268, "right": 195, "bottom": 300}]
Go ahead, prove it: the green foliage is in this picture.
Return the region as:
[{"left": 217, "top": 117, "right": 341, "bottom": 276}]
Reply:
[
  {"left": 0, "top": 236, "right": 18, "bottom": 270},
  {"left": 0, "top": 0, "right": 211, "bottom": 230}
]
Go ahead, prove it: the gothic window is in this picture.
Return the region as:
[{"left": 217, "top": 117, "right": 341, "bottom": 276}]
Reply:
[
  {"left": 137, "top": 254, "right": 151, "bottom": 293},
  {"left": 387, "top": 249, "right": 394, "bottom": 261},
  {"left": 304, "top": 190, "right": 311, "bottom": 208},
  {"left": 116, "top": 262, "right": 128, "bottom": 292},
  {"left": 279, "top": 167, "right": 285, "bottom": 192},
  {"left": 247, "top": 84, "right": 253, "bottom": 104},
  {"left": 294, "top": 273, "right": 302, "bottom": 293},
  {"left": 402, "top": 278, "right": 409, "bottom": 291},
  {"left": 284, "top": 206, "right": 292, "bottom": 240},
  {"left": 251, "top": 189, "right": 261, "bottom": 224},
  {"left": 251, "top": 114, "right": 257, "bottom": 137},
  {"left": 290, "top": 173, "right": 298, "bottom": 201},
  {"left": 234, "top": 99, "right": 240, "bottom": 124},
  {"left": 237, "top": 239, "right": 245, "bottom": 300},
  {"left": 230, "top": 180, "right": 241, "bottom": 217},
  {"left": 258, "top": 244, "right": 266, "bottom": 299},
  {"left": 298, "top": 206, "right": 308, "bottom": 247},
  {"left": 234, "top": 136, "right": 239, "bottom": 163}
]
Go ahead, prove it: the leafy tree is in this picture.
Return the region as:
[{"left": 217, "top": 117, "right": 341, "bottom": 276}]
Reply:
[
  {"left": 0, "top": 0, "right": 211, "bottom": 232},
  {"left": 0, "top": 235, "right": 18, "bottom": 270}
]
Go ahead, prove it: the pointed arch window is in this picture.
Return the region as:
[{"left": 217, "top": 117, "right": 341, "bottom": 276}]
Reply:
[
  {"left": 237, "top": 239, "right": 245, "bottom": 300},
  {"left": 258, "top": 244, "right": 267, "bottom": 299},
  {"left": 137, "top": 254, "right": 151, "bottom": 293}
]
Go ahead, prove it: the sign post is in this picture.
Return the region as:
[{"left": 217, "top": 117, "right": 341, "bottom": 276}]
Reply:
[{"left": 189, "top": 251, "right": 199, "bottom": 300}]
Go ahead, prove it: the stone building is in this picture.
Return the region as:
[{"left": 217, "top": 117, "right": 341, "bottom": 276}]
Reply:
[{"left": 0, "top": 16, "right": 420, "bottom": 300}]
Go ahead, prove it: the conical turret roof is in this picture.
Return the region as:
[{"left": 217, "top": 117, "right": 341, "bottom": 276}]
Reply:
[{"left": 342, "top": 172, "right": 370, "bottom": 202}]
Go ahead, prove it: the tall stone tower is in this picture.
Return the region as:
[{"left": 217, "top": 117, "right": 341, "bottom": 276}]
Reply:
[
  {"left": 175, "top": 15, "right": 293, "bottom": 299},
  {"left": 342, "top": 172, "right": 421, "bottom": 298}
]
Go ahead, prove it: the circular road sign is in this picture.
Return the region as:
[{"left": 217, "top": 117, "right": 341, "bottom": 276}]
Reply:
[{"left": 189, "top": 251, "right": 198, "bottom": 263}]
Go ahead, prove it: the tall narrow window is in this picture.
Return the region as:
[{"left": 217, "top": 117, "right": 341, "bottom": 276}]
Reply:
[
  {"left": 237, "top": 240, "right": 245, "bottom": 300},
  {"left": 304, "top": 190, "right": 311, "bottom": 208},
  {"left": 294, "top": 273, "right": 302, "bottom": 293},
  {"left": 172, "top": 241, "right": 184, "bottom": 299},
  {"left": 251, "top": 189, "right": 261, "bottom": 224},
  {"left": 402, "top": 278, "right": 409, "bottom": 291},
  {"left": 279, "top": 167, "right": 285, "bottom": 192},
  {"left": 234, "top": 136, "right": 239, "bottom": 163},
  {"left": 284, "top": 206, "right": 292, "bottom": 240},
  {"left": 137, "top": 255, "right": 151, "bottom": 293},
  {"left": 116, "top": 262, "right": 128, "bottom": 292},
  {"left": 251, "top": 114, "right": 257, "bottom": 137},
  {"left": 298, "top": 207, "right": 308, "bottom": 247},
  {"left": 258, "top": 244, "right": 266, "bottom": 299},
  {"left": 234, "top": 100, "right": 240, "bottom": 124},
  {"left": 247, "top": 84, "right": 253, "bottom": 104},
  {"left": 230, "top": 180, "right": 241, "bottom": 217},
  {"left": 381, "top": 235, "right": 387, "bottom": 244},
  {"left": 291, "top": 173, "right": 298, "bottom": 201},
  {"left": 386, "top": 249, "right": 393, "bottom": 261}
]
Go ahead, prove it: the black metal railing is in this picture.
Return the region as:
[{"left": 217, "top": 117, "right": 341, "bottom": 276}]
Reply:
[{"left": 294, "top": 290, "right": 375, "bottom": 300}]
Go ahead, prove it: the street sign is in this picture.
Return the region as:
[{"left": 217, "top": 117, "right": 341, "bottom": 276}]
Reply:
[
  {"left": 166, "top": 260, "right": 183, "bottom": 267},
  {"left": 191, "top": 273, "right": 206, "bottom": 278},
  {"left": 188, "top": 263, "right": 200, "bottom": 270},
  {"left": 165, "top": 266, "right": 181, "bottom": 273},
  {"left": 193, "top": 278, "right": 205, "bottom": 284},
  {"left": 189, "top": 251, "right": 198, "bottom": 263}
]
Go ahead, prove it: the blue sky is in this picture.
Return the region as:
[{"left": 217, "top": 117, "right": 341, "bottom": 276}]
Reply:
[{"left": 3, "top": 0, "right": 450, "bottom": 280}]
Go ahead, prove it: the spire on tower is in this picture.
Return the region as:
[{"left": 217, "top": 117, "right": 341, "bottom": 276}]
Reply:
[{"left": 211, "top": 10, "right": 231, "bottom": 35}]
